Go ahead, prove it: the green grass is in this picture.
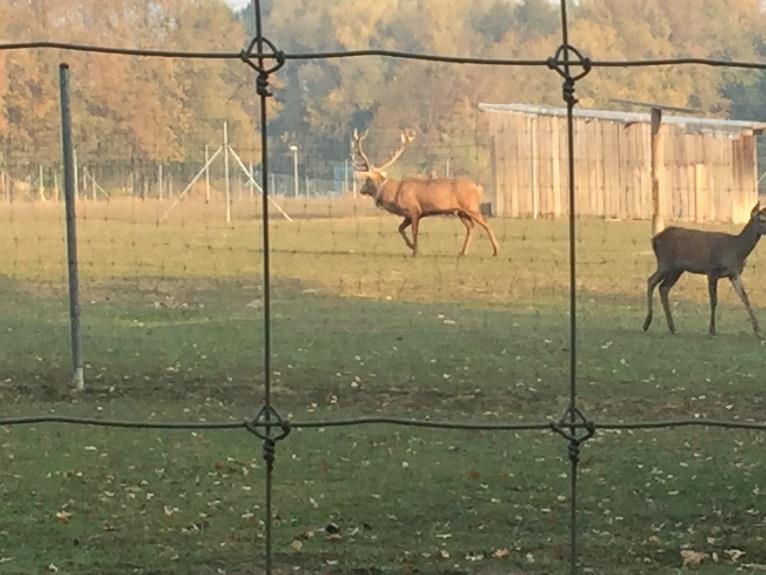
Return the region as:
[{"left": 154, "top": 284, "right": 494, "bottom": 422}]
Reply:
[{"left": 1, "top": 198, "right": 765, "bottom": 573}]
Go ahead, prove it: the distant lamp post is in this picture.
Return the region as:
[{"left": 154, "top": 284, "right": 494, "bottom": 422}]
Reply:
[{"left": 289, "top": 145, "right": 299, "bottom": 198}]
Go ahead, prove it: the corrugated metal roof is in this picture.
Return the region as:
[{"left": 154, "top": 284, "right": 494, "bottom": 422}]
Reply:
[{"left": 478, "top": 102, "right": 766, "bottom": 136}]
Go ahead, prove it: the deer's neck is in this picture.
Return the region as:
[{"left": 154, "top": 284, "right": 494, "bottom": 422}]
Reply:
[
  {"left": 374, "top": 178, "right": 399, "bottom": 211},
  {"left": 736, "top": 218, "right": 761, "bottom": 259}
]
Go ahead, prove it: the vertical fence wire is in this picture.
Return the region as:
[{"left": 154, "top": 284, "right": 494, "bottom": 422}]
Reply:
[
  {"left": 253, "top": 2, "right": 274, "bottom": 574},
  {"left": 560, "top": 1, "right": 580, "bottom": 570}
]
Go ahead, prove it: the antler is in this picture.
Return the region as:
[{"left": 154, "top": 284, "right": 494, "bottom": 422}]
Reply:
[
  {"left": 351, "top": 128, "right": 372, "bottom": 172},
  {"left": 377, "top": 128, "right": 416, "bottom": 171}
]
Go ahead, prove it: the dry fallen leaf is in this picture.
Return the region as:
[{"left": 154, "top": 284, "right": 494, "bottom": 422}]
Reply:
[
  {"left": 55, "top": 511, "right": 71, "bottom": 524},
  {"left": 680, "top": 549, "right": 707, "bottom": 568},
  {"left": 439, "top": 550, "right": 450, "bottom": 559},
  {"left": 725, "top": 549, "right": 745, "bottom": 563},
  {"left": 647, "top": 535, "right": 662, "bottom": 546},
  {"left": 493, "top": 548, "right": 511, "bottom": 559},
  {"left": 326, "top": 533, "right": 343, "bottom": 542},
  {"left": 290, "top": 540, "right": 303, "bottom": 552}
]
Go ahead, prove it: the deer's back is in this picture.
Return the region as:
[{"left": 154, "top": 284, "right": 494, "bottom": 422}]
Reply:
[
  {"left": 398, "top": 177, "right": 481, "bottom": 215},
  {"left": 652, "top": 226, "right": 742, "bottom": 275}
]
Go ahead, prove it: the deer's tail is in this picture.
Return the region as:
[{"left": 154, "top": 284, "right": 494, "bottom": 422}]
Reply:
[{"left": 650, "top": 234, "right": 659, "bottom": 255}]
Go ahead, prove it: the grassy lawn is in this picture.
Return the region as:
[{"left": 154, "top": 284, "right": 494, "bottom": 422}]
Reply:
[{"left": 1, "top": 198, "right": 765, "bottom": 574}]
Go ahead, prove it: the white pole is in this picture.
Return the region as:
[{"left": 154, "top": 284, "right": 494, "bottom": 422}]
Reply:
[
  {"left": 249, "top": 159, "right": 254, "bottom": 199},
  {"left": 224, "top": 121, "right": 231, "bottom": 223},
  {"left": 159, "top": 146, "right": 223, "bottom": 222},
  {"left": 290, "top": 145, "right": 299, "bottom": 198},
  {"left": 228, "top": 144, "right": 293, "bottom": 221},
  {"left": 90, "top": 166, "right": 96, "bottom": 201},
  {"left": 344, "top": 158, "right": 349, "bottom": 195},
  {"left": 204, "top": 144, "right": 211, "bottom": 203},
  {"left": 158, "top": 163, "right": 164, "bottom": 200}
]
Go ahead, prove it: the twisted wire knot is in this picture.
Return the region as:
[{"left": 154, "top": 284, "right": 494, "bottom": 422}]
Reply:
[
  {"left": 257, "top": 73, "right": 272, "bottom": 97},
  {"left": 563, "top": 78, "right": 578, "bottom": 105},
  {"left": 240, "top": 35, "right": 285, "bottom": 99}
]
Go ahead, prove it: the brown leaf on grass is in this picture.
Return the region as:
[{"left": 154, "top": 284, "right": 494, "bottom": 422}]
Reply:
[
  {"left": 439, "top": 549, "right": 450, "bottom": 559},
  {"left": 466, "top": 470, "right": 481, "bottom": 480},
  {"left": 725, "top": 549, "right": 745, "bottom": 563},
  {"left": 55, "top": 511, "right": 71, "bottom": 524},
  {"left": 680, "top": 549, "right": 707, "bottom": 568},
  {"left": 326, "top": 533, "right": 343, "bottom": 542},
  {"left": 493, "top": 548, "right": 511, "bottom": 559},
  {"left": 290, "top": 539, "right": 303, "bottom": 552}
]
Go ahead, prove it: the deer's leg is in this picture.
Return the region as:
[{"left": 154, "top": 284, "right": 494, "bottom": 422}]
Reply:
[
  {"left": 643, "top": 269, "right": 666, "bottom": 332},
  {"left": 398, "top": 217, "right": 415, "bottom": 250},
  {"left": 659, "top": 270, "right": 682, "bottom": 334},
  {"left": 410, "top": 215, "right": 420, "bottom": 257},
  {"left": 707, "top": 275, "right": 718, "bottom": 336},
  {"left": 467, "top": 212, "right": 499, "bottom": 256},
  {"left": 729, "top": 275, "right": 761, "bottom": 336},
  {"left": 458, "top": 214, "right": 474, "bottom": 256}
]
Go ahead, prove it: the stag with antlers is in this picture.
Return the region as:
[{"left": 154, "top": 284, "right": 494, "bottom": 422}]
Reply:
[{"left": 352, "top": 129, "right": 499, "bottom": 257}]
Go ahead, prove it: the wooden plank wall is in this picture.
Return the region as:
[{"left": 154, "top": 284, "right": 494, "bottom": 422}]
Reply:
[{"left": 487, "top": 112, "right": 758, "bottom": 223}]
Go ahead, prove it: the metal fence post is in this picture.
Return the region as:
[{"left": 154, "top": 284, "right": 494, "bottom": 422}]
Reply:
[{"left": 58, "top": 63, "right": 84, "bottom": 392}]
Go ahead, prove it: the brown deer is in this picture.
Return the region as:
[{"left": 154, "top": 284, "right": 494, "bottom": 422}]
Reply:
[
  {"left": 351, "top": 129, "right": 499, "bottom": 257},
  {"left": 643, "top": 202, "right": 766, "bottom": 337}
]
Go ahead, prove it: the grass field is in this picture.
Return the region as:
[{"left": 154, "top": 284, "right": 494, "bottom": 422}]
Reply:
[{"left": 1, "top": 198, "right": 765, "bottom": 574}]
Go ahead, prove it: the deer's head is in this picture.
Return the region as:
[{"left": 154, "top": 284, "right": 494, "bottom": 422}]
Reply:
[
  {"left": 751, "top": 202, "right": 766, "bottom": 235},
  {"left": 351, "top": 129, "right": 416, "bottom": 200}
]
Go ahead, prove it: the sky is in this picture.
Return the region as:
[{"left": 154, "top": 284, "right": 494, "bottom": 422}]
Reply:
[{"left": 224, "top": 0, "right": 250, "bottom": 12}]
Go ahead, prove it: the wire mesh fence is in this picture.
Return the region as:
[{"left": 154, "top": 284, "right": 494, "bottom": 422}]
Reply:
[{"left": 1, "top": 0, "right": 766, "bottom": 573}]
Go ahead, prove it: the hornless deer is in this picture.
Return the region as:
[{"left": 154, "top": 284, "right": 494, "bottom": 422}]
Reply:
[
  {"left": 351, "top": 129, "right": 499, "bottom": 257},
  {"left": 643, "top": 202, "right": 766, "bottom": 337}
]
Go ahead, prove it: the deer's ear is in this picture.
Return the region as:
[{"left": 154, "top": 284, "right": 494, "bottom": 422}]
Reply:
[{"left": 752, "top": 202, "right": 762, "bottom": 217}]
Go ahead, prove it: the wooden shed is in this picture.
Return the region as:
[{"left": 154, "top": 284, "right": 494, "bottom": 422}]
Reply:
[{"left": 480, "top": 103, "right": 765, "bottom": 223}]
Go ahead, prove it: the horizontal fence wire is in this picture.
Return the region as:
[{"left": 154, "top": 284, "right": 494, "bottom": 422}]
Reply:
[
  {"left": 1, "top": 415, "right": 766, "bottom": 432},
  {"left": 1, "top": 41, "right": 766, "bottom": 70}
]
